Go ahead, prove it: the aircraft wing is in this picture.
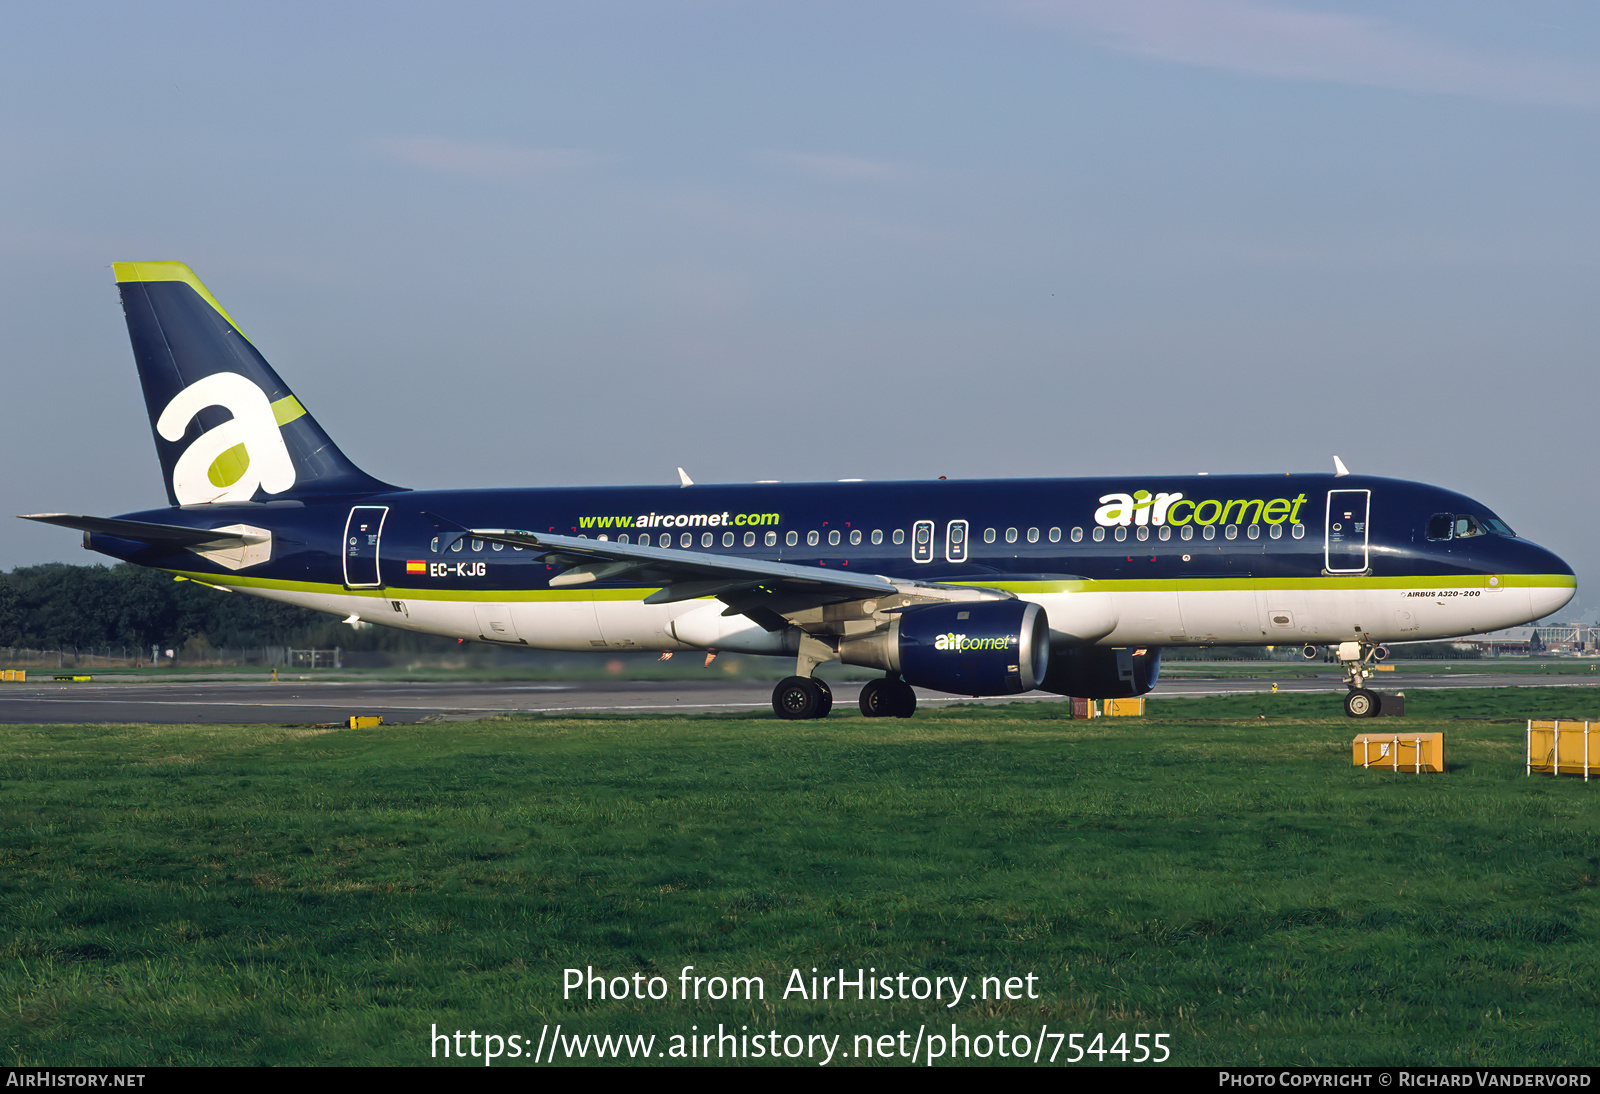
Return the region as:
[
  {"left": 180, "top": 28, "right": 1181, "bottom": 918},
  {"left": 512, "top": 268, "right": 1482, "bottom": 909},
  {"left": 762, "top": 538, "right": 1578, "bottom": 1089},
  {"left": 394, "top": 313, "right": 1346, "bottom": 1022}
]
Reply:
[
  {"left": 19, "top": 513, "right": 269, "bottom": 549},
  {"left": 458, "top": 527, "right": 1005, "bottom": 631},
  {"left": 463, "top": 528, "right": 896, "bottom": 602}
]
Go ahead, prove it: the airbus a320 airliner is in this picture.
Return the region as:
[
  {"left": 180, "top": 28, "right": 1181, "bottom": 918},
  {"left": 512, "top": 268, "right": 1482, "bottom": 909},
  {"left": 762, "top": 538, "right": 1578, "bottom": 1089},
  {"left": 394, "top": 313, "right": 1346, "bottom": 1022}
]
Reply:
[{"left": 25, "top": 263, "right": 1577, "bottom": 719}]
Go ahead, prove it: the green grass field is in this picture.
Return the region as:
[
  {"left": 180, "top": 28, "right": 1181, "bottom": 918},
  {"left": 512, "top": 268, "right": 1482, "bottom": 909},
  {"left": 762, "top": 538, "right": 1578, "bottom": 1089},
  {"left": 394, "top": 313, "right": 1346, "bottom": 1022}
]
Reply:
[{"left": 2, "top": 687, "right": 1596, "bottom": 1066}]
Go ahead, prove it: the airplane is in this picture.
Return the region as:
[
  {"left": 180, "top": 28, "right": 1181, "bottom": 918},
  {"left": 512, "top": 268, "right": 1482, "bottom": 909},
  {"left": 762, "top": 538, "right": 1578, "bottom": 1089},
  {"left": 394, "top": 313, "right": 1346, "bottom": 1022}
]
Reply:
[{"left": 23, "top": 262, "right": 1577, "bottom": 719}]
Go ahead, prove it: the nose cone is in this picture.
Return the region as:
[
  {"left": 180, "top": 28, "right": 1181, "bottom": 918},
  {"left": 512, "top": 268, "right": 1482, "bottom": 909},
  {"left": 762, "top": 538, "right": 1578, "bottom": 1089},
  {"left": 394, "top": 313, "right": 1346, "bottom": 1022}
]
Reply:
[
  {"left": 1520, "top": 540, "right": 1577, "bottom": 621},
  {"left": 1528, "top": 575, "right": 1577, "bottom": 620}
]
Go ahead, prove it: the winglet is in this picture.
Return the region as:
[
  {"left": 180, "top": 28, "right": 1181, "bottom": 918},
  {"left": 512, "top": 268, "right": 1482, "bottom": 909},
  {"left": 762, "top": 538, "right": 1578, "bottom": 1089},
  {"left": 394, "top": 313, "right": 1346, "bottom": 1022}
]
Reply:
[
  {"left": 1333, "top": 456, "right": 1351, "bottom": 477},
  {"left": 677, "top": 467, "right": 694, "bottom": 488}
]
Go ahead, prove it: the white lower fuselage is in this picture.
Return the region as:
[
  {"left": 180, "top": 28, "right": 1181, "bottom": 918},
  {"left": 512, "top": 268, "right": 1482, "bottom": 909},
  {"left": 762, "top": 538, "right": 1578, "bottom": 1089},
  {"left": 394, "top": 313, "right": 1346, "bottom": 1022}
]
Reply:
[{"left": 236, "top": 577, "right": 1572, "bottom": 657}]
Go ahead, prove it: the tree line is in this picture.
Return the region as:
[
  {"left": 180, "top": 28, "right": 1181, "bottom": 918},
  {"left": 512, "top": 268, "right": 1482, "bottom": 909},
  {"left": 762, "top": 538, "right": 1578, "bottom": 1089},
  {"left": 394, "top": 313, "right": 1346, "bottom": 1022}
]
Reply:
[{"left": 0, "top": 562, "right": 451, "bottom": 653}]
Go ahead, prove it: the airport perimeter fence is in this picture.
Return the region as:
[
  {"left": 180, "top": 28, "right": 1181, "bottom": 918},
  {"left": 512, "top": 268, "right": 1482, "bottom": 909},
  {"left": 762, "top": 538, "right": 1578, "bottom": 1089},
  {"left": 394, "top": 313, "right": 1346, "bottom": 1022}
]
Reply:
[{"left": 0, "top": 646, "right": 346, "bottom": 670}]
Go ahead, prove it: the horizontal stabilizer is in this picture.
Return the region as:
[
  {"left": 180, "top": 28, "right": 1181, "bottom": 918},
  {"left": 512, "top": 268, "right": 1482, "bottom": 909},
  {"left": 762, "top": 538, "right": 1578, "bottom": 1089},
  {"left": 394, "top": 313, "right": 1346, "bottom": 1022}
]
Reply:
[{"left": 20, "top": 513, "right": 265, "bottom": 548}]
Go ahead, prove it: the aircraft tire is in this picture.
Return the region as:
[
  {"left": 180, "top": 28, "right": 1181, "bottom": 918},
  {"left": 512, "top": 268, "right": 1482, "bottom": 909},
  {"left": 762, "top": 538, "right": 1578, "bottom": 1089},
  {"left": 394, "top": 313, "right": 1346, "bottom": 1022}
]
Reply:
[
  {"left": 1344, "top": 689, "right": 1381, "bottom": 718},
  {"left": 813, "top": 676, "right": 833, "bottom": 717},
  {"left": 859, "top": 678, "right": 892, "bottom": 717},
  {"left": 889, "top": 679, "right": 917, "bottom": 718},
  {"left": 773, "top": 676, "right": 827, "bottom": 720}
]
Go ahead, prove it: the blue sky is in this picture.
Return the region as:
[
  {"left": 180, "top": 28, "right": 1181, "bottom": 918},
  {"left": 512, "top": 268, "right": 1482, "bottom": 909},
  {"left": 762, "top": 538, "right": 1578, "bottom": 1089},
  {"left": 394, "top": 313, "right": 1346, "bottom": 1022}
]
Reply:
[{"left": 3, "top": 1, "right": 1596, "bottom": 616}]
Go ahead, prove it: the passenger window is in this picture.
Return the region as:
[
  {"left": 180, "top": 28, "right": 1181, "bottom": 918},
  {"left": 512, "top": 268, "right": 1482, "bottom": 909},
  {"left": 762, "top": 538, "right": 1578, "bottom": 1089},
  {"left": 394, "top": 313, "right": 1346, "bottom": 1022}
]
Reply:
[
  {"left": 744, "top": 531, "right": 756, "bottom": 546},
  {"left": 680, "top": 533, "right": 692, "bottom": 548},
  {"left": 1180, "top": 526, "right": 1193, "bottom": 542},
  {"left": 1049, "top": 527, "right": 1060, "bottom": 543},
  {"left": 470, "top": 539, "right": 484, "bottom": 552},
  {"left": 660, "top": 533, "right": 672, "bottom": 547},
  {"left": 1092, "top": 527, "right": 1105, "bottom": 542},
  {"left": 1247, "top": 524, "right": 1260, "bottom": 540},
  {"left": 1203, "top": 526, "right": 1215, "bottom": 541},
  {"left": 893, "top": 529, "right": 905, "bottom": 545},
  {"left": 1114, "top": 527, "right": 1127, "bottom": 542},
  {"left": 1269, "top": 524, "right": 1281, "bottom": 540},
  {"left": 1071, "top": 527, "right": 1083, "bottom": 543},
  {"left": 1027, "top": 527, "right": 1039, "bottom": 543},
  {"left": 723, "top": 531, "right": 734, "bottom": 546},
  {"left": 1005, "top": 528, "right": 1018, "bottom": 543},
  {"left": 849, "top": 529, "right": 861, "bottom": 545},
  {"left": 1225, "top": 525, "right": 1237, "bottom": 540},
  {"left": 1158, "top": 526, "right": 1170, "bottom": 542},
  {"left": 1136, "top": 527, "right": 1148, "bottom": 542},
  {"left": 786, "top": 531, "right": 798, "bottom": 546},
  {"left": 493, "top": 541, "right": 504, "bottom": 551},
  {"left": 765, "top": 531, "right": 777, "bottom": 546},
  {"left": 828, "top": 530, "right": 840, "bottom": 546},
  {"left": 618, "top": 534, "right": 629, "bottom": 544},
  {"left": 912, "top": 520, "right": 935, "bottom": 562},
  {"left": 871, "top": 530, "right": 883, "bottom": 545},
  {"left": 430, "top": 536, "right": 440, "bottom": 553},
  {"left": 984, "top": 528, "right": 996, "bottom": 544},
  {"left": 451, "top": 539, "right": 463, "bottom": 552},
  {"left": 807, "top": 530, "right": 819, "bottom": 546},
  {"left": 702, "top": 532, "right": 713, "bottom": 548},
  {"left": 1292, "top": 524, "right": 1305, "bottom": 539}
]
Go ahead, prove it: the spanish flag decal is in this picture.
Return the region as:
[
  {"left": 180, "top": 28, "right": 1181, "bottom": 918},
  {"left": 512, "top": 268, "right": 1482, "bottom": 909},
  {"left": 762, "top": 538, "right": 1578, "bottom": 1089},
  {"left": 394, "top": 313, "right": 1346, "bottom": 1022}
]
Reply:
[{"left": 406, "top": 560, "right": 426, "bottom": 574}]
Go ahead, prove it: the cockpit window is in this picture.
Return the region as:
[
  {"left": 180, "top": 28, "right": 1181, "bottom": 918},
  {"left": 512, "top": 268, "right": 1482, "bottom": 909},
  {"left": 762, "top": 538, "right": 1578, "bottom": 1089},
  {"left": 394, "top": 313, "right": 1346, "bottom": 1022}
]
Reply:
[{"left": 1426, "top": 512, "right": 1515, "bottom": 541}]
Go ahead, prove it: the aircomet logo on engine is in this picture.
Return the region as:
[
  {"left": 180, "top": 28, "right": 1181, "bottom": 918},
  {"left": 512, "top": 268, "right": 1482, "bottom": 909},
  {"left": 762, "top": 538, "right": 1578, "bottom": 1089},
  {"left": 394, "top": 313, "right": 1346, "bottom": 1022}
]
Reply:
[{"left": 934, "top": 633, "right": 1013, "bottom": 651}]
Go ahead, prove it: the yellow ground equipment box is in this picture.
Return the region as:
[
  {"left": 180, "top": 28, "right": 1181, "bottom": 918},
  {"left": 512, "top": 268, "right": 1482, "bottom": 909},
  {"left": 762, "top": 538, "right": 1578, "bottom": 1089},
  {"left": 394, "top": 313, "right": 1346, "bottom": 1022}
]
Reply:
[
  {"left": 347, "top": 715, "right": 384, "bottom": 729},
  {"left": 1353, "top": 732, "right": 1444, "bottom": 773},
  {"left": 1526, "top": 720, "right": 1598, "bottom": 780},
  {"left": 1106, "top": 697, "right": 1146, "bottom": 717},
  {"left": 1071, "top": 698, "right": 1098, "bottom": 719},
  {"left": 1, "top": 670, "right": 24, "bottom": 681}
]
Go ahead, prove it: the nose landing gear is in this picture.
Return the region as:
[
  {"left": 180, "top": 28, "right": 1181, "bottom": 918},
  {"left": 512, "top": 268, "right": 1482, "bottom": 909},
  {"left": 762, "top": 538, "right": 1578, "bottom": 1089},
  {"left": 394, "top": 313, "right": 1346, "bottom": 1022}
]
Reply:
[
  {"left": 1335, "top": 640, "right": 1386, "bottom": 717},
  {"left": 1343, "top": 688, "right": 1380, "bottom": 718}
]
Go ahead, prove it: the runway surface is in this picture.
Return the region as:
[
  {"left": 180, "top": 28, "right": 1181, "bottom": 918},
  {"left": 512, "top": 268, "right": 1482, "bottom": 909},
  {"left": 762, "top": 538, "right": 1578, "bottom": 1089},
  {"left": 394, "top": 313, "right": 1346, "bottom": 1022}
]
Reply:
[{"left": 0, "top": 670, "right": 1596, "bottom": 724}]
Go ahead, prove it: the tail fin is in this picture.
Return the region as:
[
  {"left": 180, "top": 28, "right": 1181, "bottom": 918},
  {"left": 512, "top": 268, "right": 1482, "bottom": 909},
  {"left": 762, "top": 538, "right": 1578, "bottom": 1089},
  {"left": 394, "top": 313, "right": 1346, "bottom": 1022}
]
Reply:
[{"left": 113, "top": 261, "right": 399, "bottom": 506}]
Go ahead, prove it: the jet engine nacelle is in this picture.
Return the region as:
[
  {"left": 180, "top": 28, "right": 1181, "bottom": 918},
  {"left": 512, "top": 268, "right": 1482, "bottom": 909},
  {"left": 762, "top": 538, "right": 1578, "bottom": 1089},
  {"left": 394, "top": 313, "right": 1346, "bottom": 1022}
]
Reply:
[
  {"left": 1038, "top": 645, "right": 1162, "bottom": 699},
  {"left": 841, "top": 599, "right": 1050, "bottom": 696}
]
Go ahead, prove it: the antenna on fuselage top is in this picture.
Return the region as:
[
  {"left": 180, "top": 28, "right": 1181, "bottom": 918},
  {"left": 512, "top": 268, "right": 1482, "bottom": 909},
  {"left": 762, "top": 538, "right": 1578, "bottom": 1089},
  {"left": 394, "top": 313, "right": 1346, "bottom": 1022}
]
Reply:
[
  {"left": 677, "top": 467, "right": 694, "bottom": 488},
  {"left": 1333, "top": 456, "right": 1351, "bottom": 477}
]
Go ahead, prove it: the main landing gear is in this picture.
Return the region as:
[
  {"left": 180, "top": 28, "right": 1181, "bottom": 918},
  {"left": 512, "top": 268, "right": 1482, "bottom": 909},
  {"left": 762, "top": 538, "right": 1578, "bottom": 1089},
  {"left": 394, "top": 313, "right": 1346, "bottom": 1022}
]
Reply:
[
  {"left": 770, "top": 631, "right": 917, "bottom": 720},
  {"left": 772, "top": 676, "right": 832, "bottom": 719},
  {"left": 769, "top": 675, "right": 917, "bottom": 720},
  {"left": 858, "top": 676, "right": 917, "bottom": 719},
  {"left": 1329, "top": 640, "right": 1388, "bottom": 718}
]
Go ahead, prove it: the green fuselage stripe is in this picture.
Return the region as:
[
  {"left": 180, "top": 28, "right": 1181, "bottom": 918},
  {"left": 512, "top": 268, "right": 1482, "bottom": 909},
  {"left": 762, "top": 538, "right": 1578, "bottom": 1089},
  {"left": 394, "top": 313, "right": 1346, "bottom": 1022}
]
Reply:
[{"left": 170, "top": 570, "right": 1575, "bottom": 603}]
